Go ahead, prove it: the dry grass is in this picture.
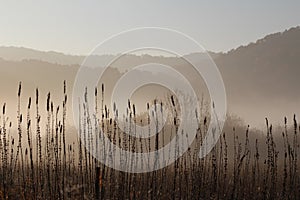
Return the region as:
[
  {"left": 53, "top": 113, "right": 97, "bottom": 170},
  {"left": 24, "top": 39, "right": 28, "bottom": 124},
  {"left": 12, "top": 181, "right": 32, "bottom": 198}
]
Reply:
[{"left": 0, "top": 82, "right": 299, "bottom": 199}]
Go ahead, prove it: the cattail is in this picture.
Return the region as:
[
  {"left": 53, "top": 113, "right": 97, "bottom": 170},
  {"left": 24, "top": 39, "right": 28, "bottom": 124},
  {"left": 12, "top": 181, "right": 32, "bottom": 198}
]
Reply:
[
  {"left": 133, "top": 104, "right": 136, "bottom": 116},
  {"left": 128, "top": 99, "right": 131, "bottom": 110},
  {"left": 171, "top": 95, "right": 175, "bottom": 107},
  {"left": 47, "top": 92, "right": 50, "bottom": 111},
  {"left": 28, "top": 97, "right": 31, "bottom": 109},
  {"left": 3, "top": 103, "right": 5, "bottom": 114},
  {"left": 64, "top": 80, "right": 66, "bottom": 94},
  {"left": 282, "top": 131, "right": 288, "bottom": 198},
  {"left": 51, "top": 102, "right": 53, "bottom": 113},
  {"left": 18, "top": 82, "right": 21, "bottom": 97}
]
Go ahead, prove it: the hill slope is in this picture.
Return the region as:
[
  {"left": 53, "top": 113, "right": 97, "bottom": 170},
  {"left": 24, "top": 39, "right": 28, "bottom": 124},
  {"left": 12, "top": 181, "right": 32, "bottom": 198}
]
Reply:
[{"left": 0, "top": 26, "right": 299, "bottom": 126}]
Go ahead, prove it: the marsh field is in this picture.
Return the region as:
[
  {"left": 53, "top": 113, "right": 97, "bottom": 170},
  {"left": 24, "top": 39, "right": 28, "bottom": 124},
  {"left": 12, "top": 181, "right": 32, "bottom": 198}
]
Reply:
[{"left": 0, "top": 81, "right": 299, "bottom": 200}]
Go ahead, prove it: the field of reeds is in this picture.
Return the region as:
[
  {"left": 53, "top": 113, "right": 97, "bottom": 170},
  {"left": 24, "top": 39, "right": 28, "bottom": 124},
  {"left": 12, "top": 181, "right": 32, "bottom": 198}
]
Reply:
[{"left": 0, "top": 81, "right": 299, "bottom": 200}]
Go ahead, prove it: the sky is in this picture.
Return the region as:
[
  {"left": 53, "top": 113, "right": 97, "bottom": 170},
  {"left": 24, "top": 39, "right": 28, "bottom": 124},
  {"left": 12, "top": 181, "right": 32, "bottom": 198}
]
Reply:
[{"left": 0, "top": 0, "right": 299, "bottom": 55}]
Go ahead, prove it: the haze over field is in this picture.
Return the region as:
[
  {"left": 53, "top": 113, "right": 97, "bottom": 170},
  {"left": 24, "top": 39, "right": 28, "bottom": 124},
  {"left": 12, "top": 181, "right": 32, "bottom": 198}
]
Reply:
[{"left": 0, "top": 27, "right": 300, "bottom": 127}]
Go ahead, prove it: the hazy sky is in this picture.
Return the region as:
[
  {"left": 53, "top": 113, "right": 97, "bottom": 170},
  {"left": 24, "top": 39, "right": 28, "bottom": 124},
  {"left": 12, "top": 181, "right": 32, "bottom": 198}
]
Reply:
[{"left": 0, "top": 0, "right": 299, "bottom": 55}]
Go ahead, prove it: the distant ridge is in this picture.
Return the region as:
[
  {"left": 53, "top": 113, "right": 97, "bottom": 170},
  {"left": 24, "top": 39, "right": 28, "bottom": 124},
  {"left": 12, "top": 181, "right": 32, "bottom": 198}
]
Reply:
[
  {"left": 0, "top": 46, "right": 85, "bottom": 65},
  {"left": 0, "top": 26, "right": 299, "bottom": 65}
]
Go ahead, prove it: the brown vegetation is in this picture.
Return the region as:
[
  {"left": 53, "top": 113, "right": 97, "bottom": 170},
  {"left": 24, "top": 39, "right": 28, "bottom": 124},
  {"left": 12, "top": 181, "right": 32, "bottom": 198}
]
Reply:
[{"left": 0, "top": 82, "right": 299, "bottom": 199}]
